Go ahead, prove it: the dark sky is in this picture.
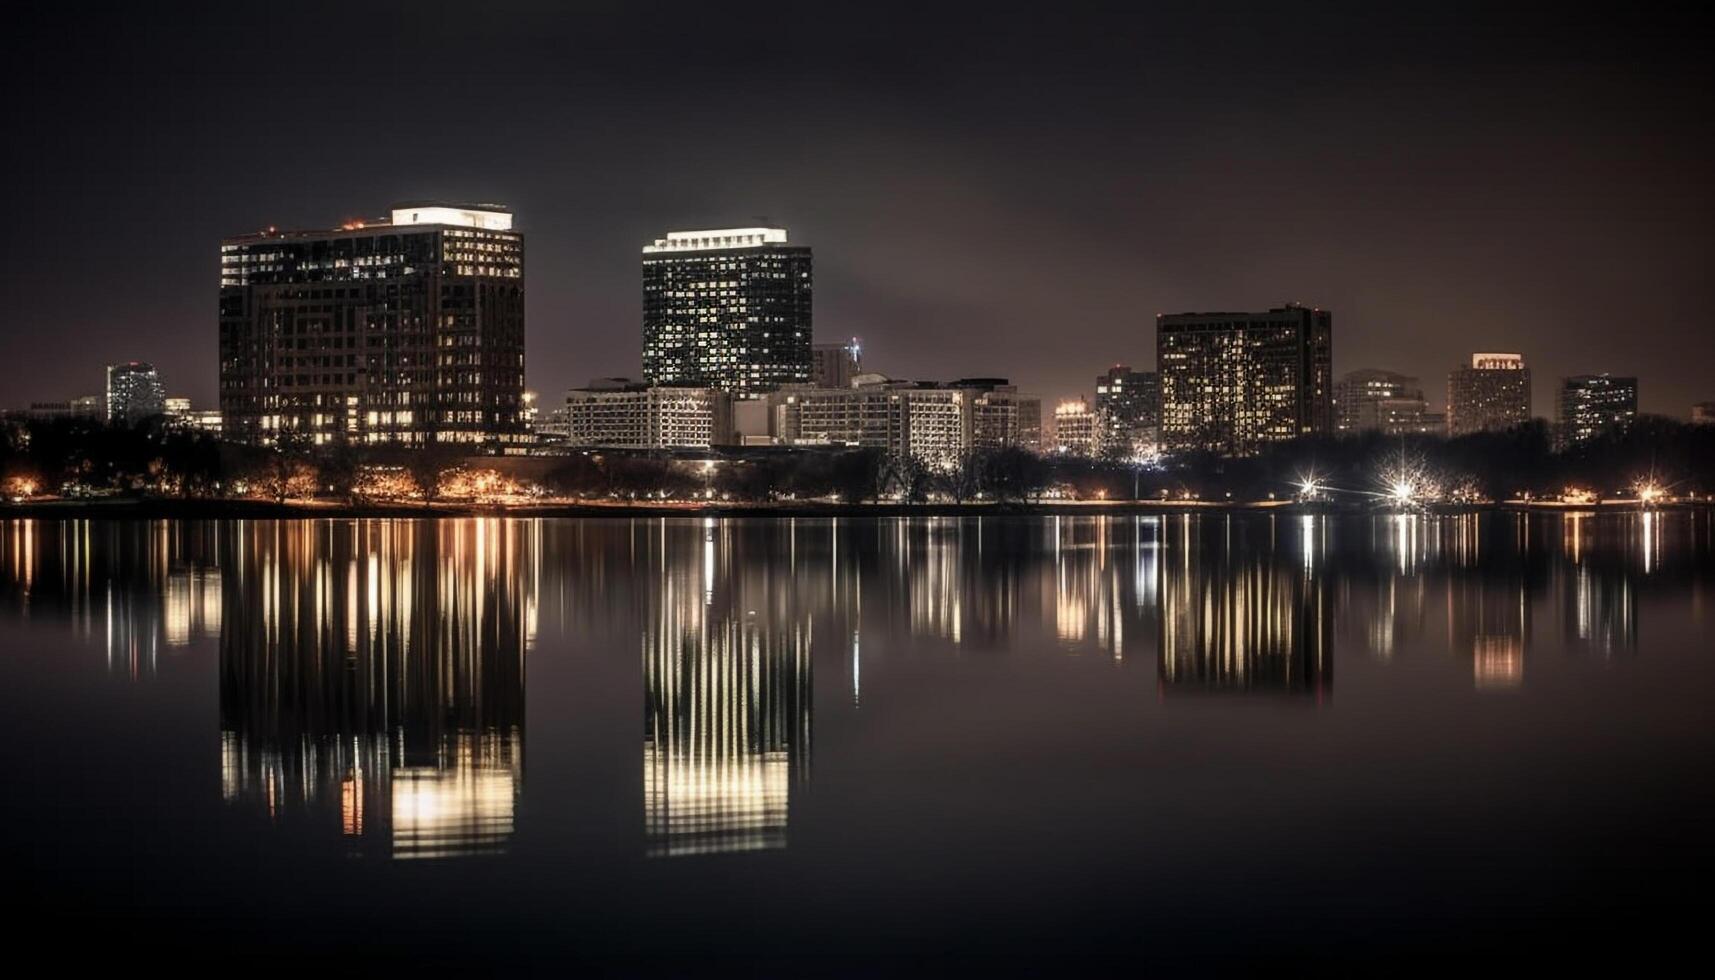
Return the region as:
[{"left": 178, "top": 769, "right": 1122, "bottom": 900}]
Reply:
[{"left": 3, "top": 1, "right": 1711, "bottom": 417}]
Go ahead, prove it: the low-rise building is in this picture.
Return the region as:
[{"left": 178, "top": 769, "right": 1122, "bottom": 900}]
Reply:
[
  {"left": 563, "top": 381, "right": 733, "bottom": 449},
  {"left": 768, "top": 376, "right": 1040, "bottom": 466}
]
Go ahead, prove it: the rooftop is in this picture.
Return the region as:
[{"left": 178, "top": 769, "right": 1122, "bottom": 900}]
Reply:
[{"left": 643, "top": 227, "right": 790, "bottom": 253}]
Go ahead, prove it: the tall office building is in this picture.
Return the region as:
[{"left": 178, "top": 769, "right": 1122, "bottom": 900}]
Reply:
[
  {"left": 1334, "top": 368, "right": 1445, "bottom": 436},
  {"left": 1556, "top": 374, "right": 1637, "bottom": 448},
  {"left": 811, "top": 338, "right": 861, "bottom": 389},
  {"left": 1053, "top": 398, "right": 1098, "bottom": 456},
  {"left": 106, "top": 361, "right": 166, "bottom": 426},
  {"left": 1156, "top": 305, "right": 1333, "bottom": 456},
  {"left": 642, "top": 227, "right": 812, "bottom": 393},
  {"left": 219, "top": 202, "right": 527, "bottom": 447},
  {"left": 1093, "top": 365, "right": 1159, "bottom": 456},
  {"left": 1447, "top": 353, "right": 1531, "bottom": 437},
  {"left": 1693, "top": 402, "right": 1715, "bottom": 426}
]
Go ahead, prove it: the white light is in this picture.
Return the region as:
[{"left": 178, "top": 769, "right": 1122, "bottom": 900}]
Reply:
[
  {"left": 643, "top": 228, "right": 789, "bottom": 253},
  {"left": 391, "top": 206, "right": 513, "bottom": 230}
]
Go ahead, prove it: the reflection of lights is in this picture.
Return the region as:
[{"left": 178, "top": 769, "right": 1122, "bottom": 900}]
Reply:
[
  {"left": 1473, "top": 635, "right": 1523, "bottom": 691},
  {"left": 392, "top": 753, "right": 518, "bottom": 860}
]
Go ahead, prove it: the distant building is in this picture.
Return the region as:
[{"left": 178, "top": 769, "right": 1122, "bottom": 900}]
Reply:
[
  {"left": 106, "top": 362, "right": 166, "bottom": 426},
  {"left": 1333, "top": 369, "right": 1445, "bottom": 437},
  {"left": 1053, "top": 398, "right": 1098, "bottom": 456},
  {"left": 1373, "top": 400, "right": 1446, "bottom": 436},
  {"left": 1093, "top": 365, "right": 1159, "bottom": 457},
  {"left": 219, "top": 202, "right": 527, "bottom": 447},
  {"left": 769, "top": 376, "right": 1039, "bottom": 466},
  {"left": 1556, "top": 374, "right": 1637, "bottom": 448},
  {"left": 642, "top": 227, "right": 812, "bottom": 393},
  {"left": 13, "top": 395, "right": 104, "bottom": 422},
  {"left": 164, "top": 398, "right": 223, "bottom": 437},
  {"left": 1690, "top": 402, "right": 1715, "bottom": 426},
  {"left": 1447, "top": 353, "right": 1531, "bottom": 437},
  {"left": 811, "top": 338, "right": 862, "bottom": 389},
  {"left": 1157, "top": 305, "right": 1333, "bottom": 456},
  {"left": 972, "top": 386, "right": 1042, "bottom": 452},
  {"left": 563, "top": 383, "right": 733, "bottom": 449}
]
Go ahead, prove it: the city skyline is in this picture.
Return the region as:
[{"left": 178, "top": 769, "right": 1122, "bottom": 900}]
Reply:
[{"left": 3, "top": 3, "right": 1710, "bottom": 421}]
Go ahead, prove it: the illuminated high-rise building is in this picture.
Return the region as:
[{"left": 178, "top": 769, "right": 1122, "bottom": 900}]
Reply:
[
  {"left": 1555, "top": 374, "right": 1637, "bottom": 448},
  {"left": 219, "top": 203, "right": 527, "bottom": 447},
  {"left": 642, "top": 227, "right": 812, "bottom": 393},
  {"left": 1447, "top": 353, "right": 1531, "bottom": 437},
  {"left": 1052, "top": 398, "right": 1098, "bottom": 456},
  {"left": 1156, "top": 305, "right": 1334, "bottom": 456},
  {"left": 1093, "top": 365, "right": 1159, "bottom": 456},
  {"left": 106, "top": 361, "right": 166, "bottom": 426}
]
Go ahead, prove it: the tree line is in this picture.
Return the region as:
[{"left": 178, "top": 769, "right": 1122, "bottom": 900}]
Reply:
[{"left": 4, "top": 415, "right": 1713, "bottom": 505}]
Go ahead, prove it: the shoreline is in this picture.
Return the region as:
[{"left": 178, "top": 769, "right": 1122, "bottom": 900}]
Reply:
[{"left": 1, "top": 498, "right": 1707, "bottom": 520}]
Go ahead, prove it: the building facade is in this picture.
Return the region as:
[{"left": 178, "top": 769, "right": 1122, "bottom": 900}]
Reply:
[
  {"left": 1447, "top": 353, "right": 1531, "bottom": 437},
  {"left": 1693, "top": 402, "right": 1715, "bottom": 426},
  {"left": 1052, "top": 398, "right": 1098, "bottom": 456},
  {"left": 563, "top": 382, "right": 733, "bottom": 450},
  {"left": 1333, "top": 369, "right": 1445, "bottom": 437},
  {"left": 1556, "top": 374, "right": 1637, "bottom": 448},
  {"left": 811, "top": 339, "right": 861, "bottom": 389},
  {"left": 14, "top": 395, "right": 104, "bottom": 422},
  {"left": 642, "top": 228, "right": 812, "bottom": 393},
  {"left": 1156, "top": 305, "right": 1334, "bottom": 456},
  {"left": 107, "top": 362, "right": 166, "bottom": 426},
  {"left": 219, "top": 202, "right": 527, "bottom": 448},
  {"left": 769, "top": 377, "right": 1039, "bottom": 466},
  {"left": 1093, "top": 365, "right": 1159, "bottom": 457}
]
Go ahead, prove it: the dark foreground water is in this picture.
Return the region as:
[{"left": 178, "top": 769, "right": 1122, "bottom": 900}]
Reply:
[{"left": 1, "top": 513, "right": 1711, "bottom": 971}]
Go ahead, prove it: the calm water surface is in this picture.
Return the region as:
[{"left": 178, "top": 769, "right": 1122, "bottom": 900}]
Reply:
[{"left": 2, "top": 513, "right": 1711, "bottom": 970}]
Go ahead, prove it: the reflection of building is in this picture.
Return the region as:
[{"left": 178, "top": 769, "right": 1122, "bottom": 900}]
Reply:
[
  {"left": 0, "top": 521, "right": 224, "bottom": 679},
  {"left": 1448, "top": 353, "right": 1531, "bottom": 436},
  {"left": 1446, "top": 563, "right": 1529, "bottom": 690},
  {"left": 220, "top": 203, "right": 527, "bottom": 447},
  {"left": 642, "top": 536, "right": 812, "bottom": 857},
  {"left": 1157, "top": 305, "right": 1334, "bottom": 456},
  {"left": 219, "top": 520, "right": 534, "bottom": 858},
  {"left": 1555, "top": 374, "right": 1637, "bottom": 448},
  {"left": 642, "top": 227, "right": 813, "bottom": 393},
  {"left": 1158, "top": 516, "right": 1332, "bottom": 697}
]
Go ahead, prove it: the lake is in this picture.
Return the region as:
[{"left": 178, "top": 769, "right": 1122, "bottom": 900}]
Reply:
[{"left": 1, "top": 513, "right": 1711, "bottom": 970}]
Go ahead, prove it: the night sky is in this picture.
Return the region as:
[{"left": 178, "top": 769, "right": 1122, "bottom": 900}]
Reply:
[{"left": 3, "top": 2, "right": 1710, "bottom": 417}]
